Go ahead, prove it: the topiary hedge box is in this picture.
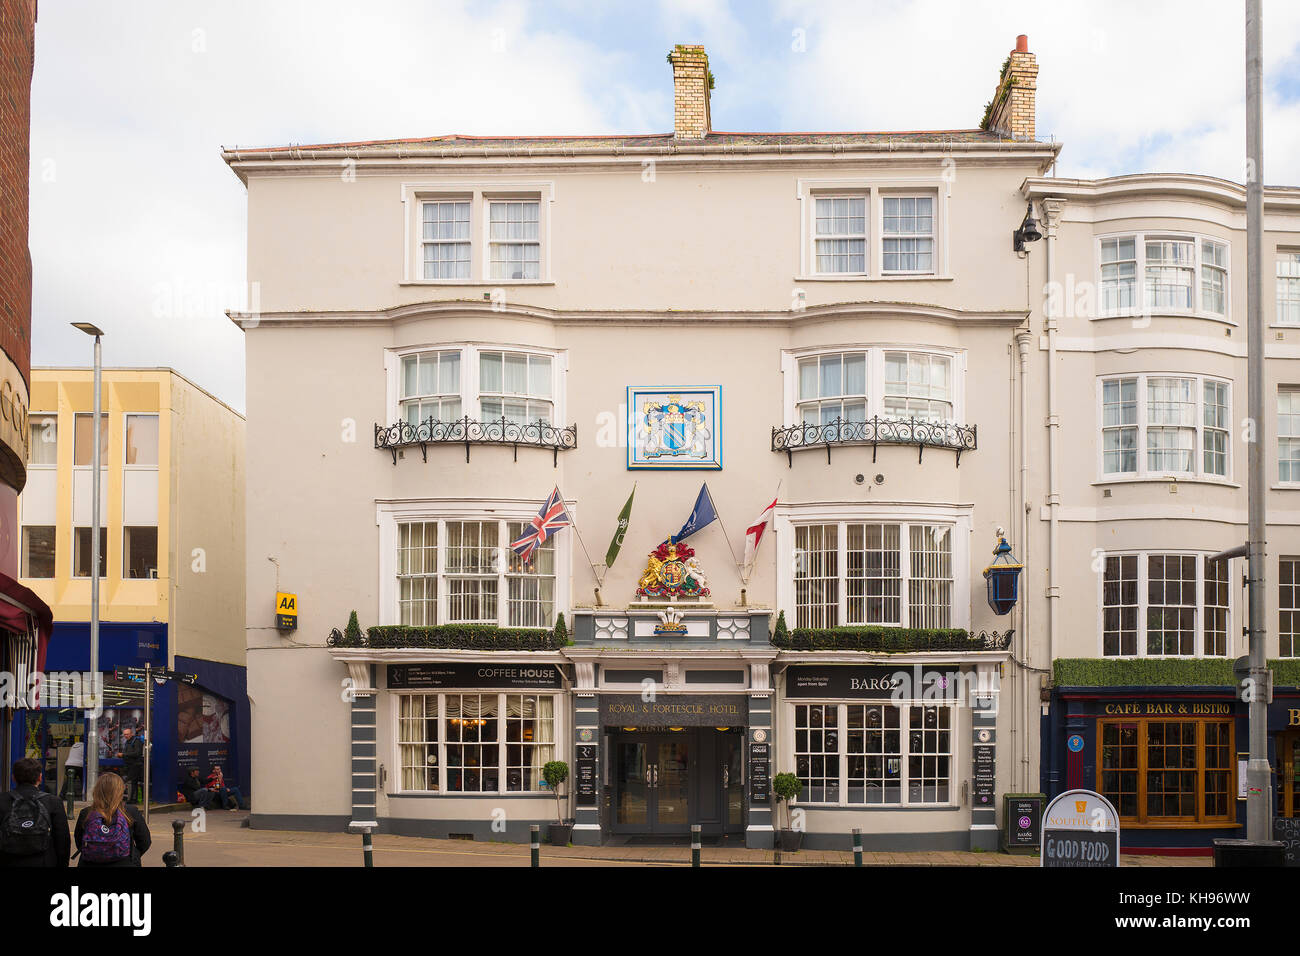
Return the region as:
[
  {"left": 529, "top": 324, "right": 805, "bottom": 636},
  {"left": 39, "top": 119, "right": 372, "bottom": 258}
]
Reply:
[{"left": 1053, "top": 657, "right": 1300, "bottom": 688}]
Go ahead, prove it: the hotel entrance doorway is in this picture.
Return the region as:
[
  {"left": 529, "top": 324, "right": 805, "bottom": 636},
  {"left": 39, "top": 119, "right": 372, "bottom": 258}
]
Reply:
[{"left": 611, "top": 727, "right": 744, "bottom": 836}]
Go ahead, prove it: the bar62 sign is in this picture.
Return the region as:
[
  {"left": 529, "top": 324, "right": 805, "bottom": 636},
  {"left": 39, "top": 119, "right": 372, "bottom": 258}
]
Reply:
[{"left": 275, "top": 592, "right": 298, "bottom": 631}]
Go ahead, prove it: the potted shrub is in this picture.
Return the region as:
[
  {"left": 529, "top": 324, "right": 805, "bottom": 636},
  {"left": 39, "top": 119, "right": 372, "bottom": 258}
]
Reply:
[
  {"left": 772, "top": 772, "right": 804, "bottom": 852},
  {"left": 543, "top": 760, "right": 572, "bottom": 845}
]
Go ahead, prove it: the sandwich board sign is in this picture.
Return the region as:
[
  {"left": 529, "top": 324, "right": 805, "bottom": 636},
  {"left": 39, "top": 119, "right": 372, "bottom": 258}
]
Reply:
[{"left": 1041, "top": 789, "right": 1120, "bottom": 868}]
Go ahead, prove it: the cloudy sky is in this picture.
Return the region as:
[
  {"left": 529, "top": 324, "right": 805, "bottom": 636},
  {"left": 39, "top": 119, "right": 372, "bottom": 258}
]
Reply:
[{"left": 28, "top": 0, "right": 1300, "bottom": 413}]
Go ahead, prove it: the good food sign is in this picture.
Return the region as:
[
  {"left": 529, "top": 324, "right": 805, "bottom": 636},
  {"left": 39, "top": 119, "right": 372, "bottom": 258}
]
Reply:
[{"left": 1040, "top": 789, "right": 1120, "bottom": 868}]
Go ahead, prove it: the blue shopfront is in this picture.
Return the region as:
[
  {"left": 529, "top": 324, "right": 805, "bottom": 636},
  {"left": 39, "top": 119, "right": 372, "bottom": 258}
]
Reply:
[
  {"left": 1043, "top": 683, "right": 1300, "bottom": 854},
  {"left": 9, "top": 621, "right": 249, "bottom": 804}
]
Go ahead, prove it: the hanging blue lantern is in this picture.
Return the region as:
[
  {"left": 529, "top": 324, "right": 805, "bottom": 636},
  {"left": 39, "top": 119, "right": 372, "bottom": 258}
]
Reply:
[{"left": 982, "top": 533, "right": 1022, "bottom": 616}]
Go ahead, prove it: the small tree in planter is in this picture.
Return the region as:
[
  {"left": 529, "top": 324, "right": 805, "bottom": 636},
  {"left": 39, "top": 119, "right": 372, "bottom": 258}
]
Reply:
[
  {"left": 344, "top": 610, "right": 363, "bottom": 645},
  {"left": 772, "top": 772, "right": 804, "bottom": 852},
  {"left": 543, "top": 760, "right": 571, "bottom": 845}
]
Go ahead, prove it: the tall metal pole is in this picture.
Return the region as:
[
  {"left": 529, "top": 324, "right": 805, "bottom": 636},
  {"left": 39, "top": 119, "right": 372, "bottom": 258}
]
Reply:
[
  {"left": 143, "top": 662, "right": 152, "bottom": 824},
  {"left": 1245, "top": 0, "right": 1270, "bottom": 843},
  {"left": 86, "top": 334, "right": 103, "bottom": 794}
]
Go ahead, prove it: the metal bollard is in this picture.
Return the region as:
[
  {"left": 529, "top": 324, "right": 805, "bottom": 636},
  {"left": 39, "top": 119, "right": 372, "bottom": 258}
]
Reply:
[
  {"left": 362, "top": 829, "right": 374, "bottom": 867},
  {"left": 530, "top": 824, "right": 540, "bottom": 867},
  {"left": 852, "top": 828, "right": 863, "bottom": 867},
  {"left": 162, "top": 851, "right": 181, "bottom": 867},
  {"left": 65, "top": 790, "right": 74, "bottom": 819},
  {"left": 172, "top": 819, "right": 186, "bottom": 866},
  {"left": 691, "top": 824, "right": 701, "bottom": 867}
]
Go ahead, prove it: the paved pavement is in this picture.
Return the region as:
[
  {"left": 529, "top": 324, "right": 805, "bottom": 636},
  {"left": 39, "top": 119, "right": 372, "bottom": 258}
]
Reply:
[{"left": 110, "top": 808, "right": 1211, "bottom": 867}]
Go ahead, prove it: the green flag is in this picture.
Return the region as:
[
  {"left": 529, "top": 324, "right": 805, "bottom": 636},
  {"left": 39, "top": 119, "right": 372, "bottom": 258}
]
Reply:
[{"left": 604, "top": 486, "right": 636, "bottom": 568}]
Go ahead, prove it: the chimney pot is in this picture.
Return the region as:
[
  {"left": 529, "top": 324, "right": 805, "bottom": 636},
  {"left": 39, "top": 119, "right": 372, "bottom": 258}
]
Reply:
[{"left": 1016, "top": 34, "right": 1028, "bottom": 53}]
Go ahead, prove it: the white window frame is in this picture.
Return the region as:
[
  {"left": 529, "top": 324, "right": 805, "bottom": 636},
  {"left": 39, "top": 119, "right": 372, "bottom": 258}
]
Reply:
[
  {"left": 400, "top": 182, "right": 555, "bottom": 285},
  {"left": 1275, "top": 252, "right": 1300, "bottom": 327},
  {"left": 384, "top": 344, "right": 567, "bottom": 428},
  {"left": 1094, "top": 232, "right": 1233, "bottom": 323},
  {"left": 879, "top": 193, "right": 937, "bottom": 276},
  {"left": 123, "top": 413, "right": 160, "bottom": 470},
  {"left": 774, "top": 503, "right": 972, "bottom": 632},
  {"left": 811, "top": 193, "right": 868, "bottom": 277},
  {"left": 418, "top": 198, "right": 473, "bottom": 281},
  {"left": 1097, "top": 550, "right": 1234, "bottom": 659},
  {"left": 1278, "top": 385, "right": 1300, "bottom": 487},
  {"left": 376, "top": 500, "right": 572, "bottom": 629},
  {"left": 796, "top": 178, "right": 950, "bottom": 280},
  {"left": 1094, "top": 373, "right": 1233, "bottom": 483},
  {"left": 785, "top": 699, "right": 959, "bottom": 808},
  {"left": 391, "top": 689, "right": 563, "bottom": 796},
  {"left": 1281, "top": 556, "right": 1300, "bottom": 658},
  {"left": 781, "top": 346, "right": 966, "bottom": 427}
]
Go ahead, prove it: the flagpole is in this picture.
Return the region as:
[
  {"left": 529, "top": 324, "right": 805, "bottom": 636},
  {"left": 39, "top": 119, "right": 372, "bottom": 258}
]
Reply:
[
  {"left": 562, "top": 496, "right": 604, "bottom": 606},
  {"left": 740, "top": 480, "right": 782, "bottom": 588},
  {"left": 705, "top": 484, "right": 746, "bottom": 585}
]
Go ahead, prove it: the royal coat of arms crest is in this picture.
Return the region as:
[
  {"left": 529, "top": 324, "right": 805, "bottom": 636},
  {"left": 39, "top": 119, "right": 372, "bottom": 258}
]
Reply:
[
  {"left": 626, "top": 386, "right": 722, "bottom": 470},
  {"left": 636, "top": 542, "right": 710, "bottom": 600}
]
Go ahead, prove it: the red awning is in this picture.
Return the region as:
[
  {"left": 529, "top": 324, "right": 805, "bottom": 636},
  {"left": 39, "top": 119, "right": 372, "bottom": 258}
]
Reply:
[{"left": 0, "top": 572, "right": 53, "bottom": 675}]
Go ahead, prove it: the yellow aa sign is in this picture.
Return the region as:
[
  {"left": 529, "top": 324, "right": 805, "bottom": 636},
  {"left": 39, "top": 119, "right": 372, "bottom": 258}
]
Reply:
[{"left": 275, "top": 592, "right": 298, "bottom": 630}]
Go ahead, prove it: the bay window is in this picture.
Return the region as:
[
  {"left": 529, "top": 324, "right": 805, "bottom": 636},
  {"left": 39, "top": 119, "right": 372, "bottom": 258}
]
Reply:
[
  {"left": 479, "top": 350, "right": 553, "bottom": 425},
  {"left": 1097, "top": 374, "right": 1231, "bottom": 480},
  {"left": 1097, "top": 233, "right": 1230, "bottom": 318},
  {"left": 791, "top": 348, "right": 959, "bottom": 427},
  {"left": 794, "top": 520, "right": 953, "bottom": 629},
  {"left": 398, "top": 692, "right": 556, "bottom": 793},
  {"left": 794, "top": 702, "right": 952, "bottom": 806},
  {"left": 394, "top": 517, "right": 557, "bottom": 627},
  {"left": 400, "top": 351, "right": 462, "bottom": 425},
  {"left": 1101, "top": 552, "right": 1232, "bottom": 657}
]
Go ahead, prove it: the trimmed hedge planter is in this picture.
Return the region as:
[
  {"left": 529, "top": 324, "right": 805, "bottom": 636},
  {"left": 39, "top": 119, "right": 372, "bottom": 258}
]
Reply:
[
  {"left": 329, "top": 621, "right": 568, "bottom": 651},
  {"left": 1053, "top": 657, "right": 1300, "bottom": 688}
]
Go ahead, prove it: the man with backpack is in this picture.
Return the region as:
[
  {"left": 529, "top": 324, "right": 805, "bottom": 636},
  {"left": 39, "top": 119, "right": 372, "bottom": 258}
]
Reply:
[{"left": 0, "top": 757, "right": 71, "bottom": 867}]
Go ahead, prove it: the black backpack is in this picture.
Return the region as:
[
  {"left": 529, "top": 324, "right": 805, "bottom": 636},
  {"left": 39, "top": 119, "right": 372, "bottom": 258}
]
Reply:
[{"left": 1, "top": 792, "right": 53, "bottom": 857}]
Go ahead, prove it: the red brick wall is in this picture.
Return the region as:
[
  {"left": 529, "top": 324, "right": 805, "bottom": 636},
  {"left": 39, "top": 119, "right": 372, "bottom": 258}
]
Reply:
[{"left": 0, "top": 0, "right": 35, "bottom": 389}]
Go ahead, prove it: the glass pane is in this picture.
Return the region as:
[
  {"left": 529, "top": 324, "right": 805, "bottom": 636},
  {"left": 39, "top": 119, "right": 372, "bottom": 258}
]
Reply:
[
  {"left": 73, "top": 414, "right": 109, "bottom": 466},
  {"left": 125, "top": 415, "right": 158, "bottom": 466},
  {"left": 480, "top": 352, "right": 502, "bottom": 392}
]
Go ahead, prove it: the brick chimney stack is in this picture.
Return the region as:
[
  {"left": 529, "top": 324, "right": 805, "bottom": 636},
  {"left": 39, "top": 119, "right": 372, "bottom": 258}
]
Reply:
[
  {"left": 985, "top": 34, "right": 1038, "bottom": 140},
  {"left": 669, "top": 44, "right": 711, "bottom": 141}
]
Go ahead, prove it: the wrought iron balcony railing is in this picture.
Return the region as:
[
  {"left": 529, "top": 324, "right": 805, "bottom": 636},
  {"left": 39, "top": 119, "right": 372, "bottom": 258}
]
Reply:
[
  {"left": 771, "top": 415, "right": 977, "bottom": 468},
  {"left": 375, "top": 416, "right": 578, "bottom": 467}
]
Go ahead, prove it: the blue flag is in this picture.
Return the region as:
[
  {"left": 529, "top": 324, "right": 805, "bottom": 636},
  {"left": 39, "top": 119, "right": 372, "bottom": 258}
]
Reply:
[{"left": 670, "top": 484, "right": 718, "bottom": 544}]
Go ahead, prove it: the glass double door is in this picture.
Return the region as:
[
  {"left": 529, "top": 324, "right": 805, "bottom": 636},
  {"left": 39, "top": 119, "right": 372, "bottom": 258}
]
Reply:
[{"left": 615, "top": 734, "right": 692, "bottom": 833}]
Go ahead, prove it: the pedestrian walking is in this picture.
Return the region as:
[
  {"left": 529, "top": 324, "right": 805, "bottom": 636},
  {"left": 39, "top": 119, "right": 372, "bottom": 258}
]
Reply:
[
  {"left": 74, "top": 772, "right": 151, "bottom": 867},
  {"left": 119, "top": 726, "right": 144, "bottom": 804},
  {"left": 0, "top": 757, "right": 71, "bottom": 867},
  {"left": 62, "top": 738, "right": 84, "bottom": 801}
]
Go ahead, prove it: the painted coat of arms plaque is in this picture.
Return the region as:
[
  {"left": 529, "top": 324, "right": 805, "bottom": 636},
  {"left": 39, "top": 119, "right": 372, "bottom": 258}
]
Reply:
[{"left": 627, "top": 386, "right": 721, "bottom": 470}]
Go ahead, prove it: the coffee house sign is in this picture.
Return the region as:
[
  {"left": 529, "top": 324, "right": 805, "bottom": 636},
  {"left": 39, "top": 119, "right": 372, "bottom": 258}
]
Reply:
[{"left": 600, "top": 694, "right": 747, "bottom": 727}]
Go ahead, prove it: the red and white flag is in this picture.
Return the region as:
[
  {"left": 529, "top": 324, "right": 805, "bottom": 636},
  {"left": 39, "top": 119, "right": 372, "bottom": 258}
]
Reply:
[{"left": 742, "top": 497, "right": 778, "bottom": 571}]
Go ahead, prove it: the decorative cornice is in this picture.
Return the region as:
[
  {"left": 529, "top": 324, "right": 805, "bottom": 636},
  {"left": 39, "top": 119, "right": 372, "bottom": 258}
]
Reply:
[
  {"left": 229, "top": 299, "right": 1030, "bottom": 331},
  {"left": 1023, "top": 173, "right": 1300, "bottom": 211}
]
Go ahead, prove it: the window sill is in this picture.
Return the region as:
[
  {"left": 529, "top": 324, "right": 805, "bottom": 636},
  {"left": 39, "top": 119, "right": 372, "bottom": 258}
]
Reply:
[
  {"left": 387, "top": 791, "right": 554, "bottom": 799},
  {"left": 1269, "top": 324, "right": 1300, "bottom": 330},
  {"left": 1272, "top": 484, "right": 1300, "bottom": 491},
  {"left": 399, "top": 280, "right": 555, "bottom": 287},
  {"left": 1092, "top": 476, "right": 1240, "bottom": 489},
  {"left": 1092, "top": 311, "right": 1236, "bottom": 326},
  {"left": 793, "top": 802, "right": 960, "bottom": 811},
  {"left": 795, "top": 274, "right": 953, "bottom": 283}
]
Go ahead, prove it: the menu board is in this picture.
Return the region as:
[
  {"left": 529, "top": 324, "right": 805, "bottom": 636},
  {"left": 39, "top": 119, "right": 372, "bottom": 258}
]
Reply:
[
  {"left": 1275, "top": 816, "right": 1300, "bottom": 867},
  {"left": 575, "top": 745, "right": 598, "bottom": 807},
  {"left": 973, "top": 744, "right": 996, "bottom": 808},
  {"left": 749, "top": 742, "right": 770, "bottom": 803}
]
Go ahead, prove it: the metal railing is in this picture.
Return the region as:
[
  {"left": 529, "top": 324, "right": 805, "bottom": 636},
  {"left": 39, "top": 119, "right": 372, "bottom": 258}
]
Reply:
[
  {"left": 374, "top": 416, "right": 578, "bottom": 466},
  {"left": 771, "top": 415, "right": 977, "bottom": 467}
]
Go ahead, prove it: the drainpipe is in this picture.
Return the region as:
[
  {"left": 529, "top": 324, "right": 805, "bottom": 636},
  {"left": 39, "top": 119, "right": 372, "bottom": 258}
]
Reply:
[
  {"left": 1040, "top": 199, "right": 1067, "bottom": 717},
  {"left": 1015, "top": 329, "right": 1032, "bottom": 792}
]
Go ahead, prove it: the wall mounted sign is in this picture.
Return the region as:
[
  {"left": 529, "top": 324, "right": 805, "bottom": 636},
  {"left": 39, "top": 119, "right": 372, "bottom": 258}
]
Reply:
[
  {"left": 749, "top": 741, "right": 770, "bottom": 804},
  {"left": 1067, "top": 734, "right": 1084, "bottom": 753},
  {"left": 575, "top": 745, "right": 598, "bottom": 807},
  {"left": 275, "top": 592, "right": 298, "bottom": 630},
  {"left": 386, "top": 663, "right": 562, "bottom": 690},
  {"left": 626, "top": 386, "right": 721, "bottom": 470},
  {"left": 785, "top": 665, "right": 907, "bottom": 699},
  {"left": 973, "top": 744, "right": 996, "bottom": 808},
  {"left": 1041, "top": 789, "right": 1120, "bottom": 868},
  {"left": 1100, "top": 701, "right": 1233, "bottom": 716},
  {"left": 599, "top": 694, "right": 746, "bottom": 727}
]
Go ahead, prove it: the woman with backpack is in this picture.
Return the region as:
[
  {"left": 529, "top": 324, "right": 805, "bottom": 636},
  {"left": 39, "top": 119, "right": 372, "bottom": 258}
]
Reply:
[{"left": 74, "top": 772, "right": 151, "bottom": 867}]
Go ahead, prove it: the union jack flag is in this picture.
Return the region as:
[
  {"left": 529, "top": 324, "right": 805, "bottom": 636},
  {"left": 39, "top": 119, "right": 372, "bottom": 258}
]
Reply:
[{"left": 510, "top": 487, "right": 571, "bottom": 562}]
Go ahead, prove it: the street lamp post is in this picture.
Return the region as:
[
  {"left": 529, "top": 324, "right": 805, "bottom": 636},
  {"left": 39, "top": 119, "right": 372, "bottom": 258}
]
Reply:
[{"left": 72, "top": 322, "right": 104, "bottom": 795}]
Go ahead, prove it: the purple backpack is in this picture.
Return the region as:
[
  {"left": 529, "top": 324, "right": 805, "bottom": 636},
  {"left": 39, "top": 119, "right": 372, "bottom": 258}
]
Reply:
[{"left": 82, "top": 809, "right": 132, "bottom": 863}]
